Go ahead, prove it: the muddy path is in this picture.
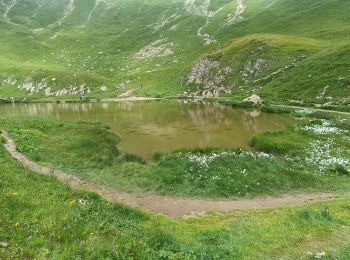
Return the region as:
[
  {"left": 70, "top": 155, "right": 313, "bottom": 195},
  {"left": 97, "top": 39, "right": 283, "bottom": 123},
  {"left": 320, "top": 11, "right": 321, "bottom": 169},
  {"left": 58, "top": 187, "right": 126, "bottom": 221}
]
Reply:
[{"left": 1, "top": 130, "right": 341, "bottom": 218}]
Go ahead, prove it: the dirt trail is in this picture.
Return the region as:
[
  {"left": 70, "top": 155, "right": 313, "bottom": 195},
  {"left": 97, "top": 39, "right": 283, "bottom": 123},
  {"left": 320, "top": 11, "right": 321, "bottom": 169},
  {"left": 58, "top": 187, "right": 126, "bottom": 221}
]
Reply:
[
  {"left": 273, "top": 105, "right": 350, "bottom": 116},
  {"left": 118, "top": 88, "right": 138, "bottom": 98},
  {"left": 1, "top": 131, "right": 340, "bottom": 218}
]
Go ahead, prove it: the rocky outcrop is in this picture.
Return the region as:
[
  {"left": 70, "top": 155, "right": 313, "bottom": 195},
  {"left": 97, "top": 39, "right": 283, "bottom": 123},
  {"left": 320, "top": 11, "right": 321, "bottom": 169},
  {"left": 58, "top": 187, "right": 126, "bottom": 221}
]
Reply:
[
  {"left": 19, "top": 78, "right": 48, "bottom": 95},
  {"left": 1, "top": 76, "right": 95, "bottom": 97},
  {"left": 184, "top": 0, "right": 215, "bottom": 17},
  {"left": 188, "top": 58, "right": 221, "bottom": 85},
  {"left": 153, "top": 13, "right": 180, "bottom": 32},
  {"left": 240, "top": 58, "right": 268, "bottom": 82},
  {"left": 134, "top": 39, "right": 174, "bottom": 59},
  {"left": 2, "top": 77, "right": 17, "bottom": 86},
  {"left": 44, "top": 84, "right": 91, "bottom": 97},
  {"left": 186, "top": 58, "right": 233, "bottom": 97}
]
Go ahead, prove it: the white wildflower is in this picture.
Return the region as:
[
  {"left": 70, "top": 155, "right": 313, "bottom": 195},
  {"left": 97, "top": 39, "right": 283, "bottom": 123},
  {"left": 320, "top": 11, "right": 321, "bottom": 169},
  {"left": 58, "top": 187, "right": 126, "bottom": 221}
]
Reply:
[{"left": 315, "top": 251, "right": 326, "bottom": 259}]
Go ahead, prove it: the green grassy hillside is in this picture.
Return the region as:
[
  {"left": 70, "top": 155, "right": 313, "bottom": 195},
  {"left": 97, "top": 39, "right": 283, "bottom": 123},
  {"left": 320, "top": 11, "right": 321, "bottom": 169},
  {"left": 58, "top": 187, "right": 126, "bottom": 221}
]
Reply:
[{"left": 0, "top": 0, "right": 349, "bottom": 103}]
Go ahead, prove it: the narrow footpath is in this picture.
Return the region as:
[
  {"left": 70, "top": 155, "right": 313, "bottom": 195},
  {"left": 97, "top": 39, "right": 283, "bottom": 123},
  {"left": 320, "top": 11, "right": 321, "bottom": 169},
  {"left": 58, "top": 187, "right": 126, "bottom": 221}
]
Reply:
[{"left": 1, "top": 131, "right": 340, "bottom": 218}]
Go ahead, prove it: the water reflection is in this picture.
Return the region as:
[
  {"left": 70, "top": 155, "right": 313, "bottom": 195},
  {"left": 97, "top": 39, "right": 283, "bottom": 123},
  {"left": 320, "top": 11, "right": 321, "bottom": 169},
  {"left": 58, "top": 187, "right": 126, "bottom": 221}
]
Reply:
[{"left": 0, "top": 100, "right": 295, "bottom": 159}]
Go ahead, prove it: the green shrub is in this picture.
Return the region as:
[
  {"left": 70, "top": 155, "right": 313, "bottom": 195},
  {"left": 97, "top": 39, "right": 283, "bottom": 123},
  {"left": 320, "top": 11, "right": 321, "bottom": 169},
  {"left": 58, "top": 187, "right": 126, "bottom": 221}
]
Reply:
[{"left": 334, "top": 165, "right": 350, "bottom": 176}]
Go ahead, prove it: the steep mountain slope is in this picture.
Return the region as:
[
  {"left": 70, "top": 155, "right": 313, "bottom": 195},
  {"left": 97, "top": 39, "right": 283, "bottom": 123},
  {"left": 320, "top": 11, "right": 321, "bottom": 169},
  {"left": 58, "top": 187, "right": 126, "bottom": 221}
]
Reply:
[{"left": 0, "top": 0, "right": 349, "bottom": 104}]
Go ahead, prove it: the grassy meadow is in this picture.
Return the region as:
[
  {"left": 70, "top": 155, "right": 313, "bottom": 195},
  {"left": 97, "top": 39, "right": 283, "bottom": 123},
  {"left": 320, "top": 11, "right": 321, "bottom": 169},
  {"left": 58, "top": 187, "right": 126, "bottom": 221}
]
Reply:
[{"left": 1, "top": 140, "right": 350, "bottom": 259}]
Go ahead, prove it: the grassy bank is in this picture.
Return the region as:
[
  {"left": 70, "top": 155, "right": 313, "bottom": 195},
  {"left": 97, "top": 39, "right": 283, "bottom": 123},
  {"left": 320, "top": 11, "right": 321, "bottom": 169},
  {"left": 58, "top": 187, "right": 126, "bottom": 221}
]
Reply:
[
  {"left": 1, "top": 143, "right": 350, "bottom": 258},
  {"left": 0, "top": 109, "right": 349, "bottom": 199}
]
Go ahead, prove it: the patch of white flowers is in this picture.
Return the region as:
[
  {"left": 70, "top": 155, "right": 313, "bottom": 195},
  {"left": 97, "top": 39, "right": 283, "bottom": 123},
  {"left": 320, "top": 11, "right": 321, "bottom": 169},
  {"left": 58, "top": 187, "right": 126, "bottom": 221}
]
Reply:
[
  {"left": 241, "top": 168, "right": 248, "bottom": 177},
  {"left": 171, "top": 150, "right": 272, "bottom": 185},
  {"left": 301, "top": 120, "right": 348, "bottom": 135},
  {"left": 184, "top": 150, "right": 272, "bottom": 169},
  {"left": 307, "top": 251, "right": 326, "bottom": 259},
  {"left": 305, "top": 138, "right": 349, "bottom": 172}
]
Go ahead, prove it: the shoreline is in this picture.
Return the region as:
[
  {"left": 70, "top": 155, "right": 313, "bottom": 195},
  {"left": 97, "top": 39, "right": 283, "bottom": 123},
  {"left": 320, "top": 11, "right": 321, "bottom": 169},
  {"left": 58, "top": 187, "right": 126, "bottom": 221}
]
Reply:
[
  {"left": 0, "top": 96, "right": 349, "bottom": 115},
  {"left": 101, "top": 96, "right": 163, "bottom": 102}
]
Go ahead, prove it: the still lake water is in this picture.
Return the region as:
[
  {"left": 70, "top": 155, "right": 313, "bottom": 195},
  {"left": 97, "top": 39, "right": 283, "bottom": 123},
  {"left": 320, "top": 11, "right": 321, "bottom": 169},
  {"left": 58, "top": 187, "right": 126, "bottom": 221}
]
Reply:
[{"left": 0, "top": 100, "right": 295, "bottom": 159}]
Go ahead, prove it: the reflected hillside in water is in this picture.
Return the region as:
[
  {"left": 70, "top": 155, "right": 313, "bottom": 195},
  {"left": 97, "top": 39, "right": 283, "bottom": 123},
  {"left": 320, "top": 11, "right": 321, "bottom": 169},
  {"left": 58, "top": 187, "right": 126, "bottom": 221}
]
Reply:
[{"left": 0, "top": 100, "right": 295, "bottom": 159}]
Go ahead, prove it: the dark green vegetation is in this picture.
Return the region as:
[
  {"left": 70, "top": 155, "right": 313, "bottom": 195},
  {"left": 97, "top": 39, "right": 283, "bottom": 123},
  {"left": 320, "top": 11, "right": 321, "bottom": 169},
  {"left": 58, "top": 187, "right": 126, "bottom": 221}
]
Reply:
[
  {"left": 1, "top": 109, "right": 349, "bottom": 198},
  {"left": 1, "top": 142, "right": 350, "bottom": 259},
  {"left": 0, "top": 0, "right": 350, "bottom": 105}
]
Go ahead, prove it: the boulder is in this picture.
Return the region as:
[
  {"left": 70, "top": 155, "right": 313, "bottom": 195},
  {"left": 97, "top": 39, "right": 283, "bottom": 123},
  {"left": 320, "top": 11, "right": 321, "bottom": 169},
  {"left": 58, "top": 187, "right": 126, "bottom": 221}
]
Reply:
[{"left": 243, "top": 95, "right": 262, "bottom": 105}]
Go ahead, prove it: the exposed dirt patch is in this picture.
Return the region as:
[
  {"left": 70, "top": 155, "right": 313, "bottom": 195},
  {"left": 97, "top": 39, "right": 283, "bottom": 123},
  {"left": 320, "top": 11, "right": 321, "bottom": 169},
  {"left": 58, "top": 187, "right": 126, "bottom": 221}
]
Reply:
[{"left": 1, "top": 130, "right": 340, "bottom": 218}]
